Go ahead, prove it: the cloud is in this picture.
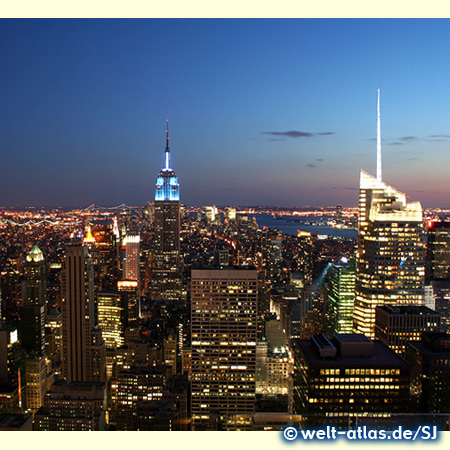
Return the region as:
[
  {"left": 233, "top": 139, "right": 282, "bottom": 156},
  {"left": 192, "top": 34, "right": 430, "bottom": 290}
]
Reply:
[
  {"left": 306, "top": 164, "right": 316, "bottom": 168},
  {"left": 408, "top": 157, "right": 420, "bottom": 160},
  {"left": 429, "top": 134, "right": 450, "bottom": 139},
  {"left": 316, "top": 158, "right": 324, "bottom": 162},
  {"left": 399, "top": 136, "right": 418, "bottom": 141},
  {"left": 388, "top": 142, "right": 404, "bottom": 146},
  {"left": 269, "top": 138, "right": 285, "bottom": 142},
  {"left": 343, "top": 187, "right": 358, "bottom": 191},
  {"left": 262, "top": 130, "right": 334, "bottom": 139}
]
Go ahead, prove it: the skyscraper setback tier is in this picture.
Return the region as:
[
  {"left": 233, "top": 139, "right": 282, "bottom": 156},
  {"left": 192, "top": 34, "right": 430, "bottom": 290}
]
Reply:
[
  {"left": 353, "top": 170, "right": 425, "bottom": 339},
  {"left": 151, "top": 122, "right": 181, "bottom": 301},
  {"left": 191, "top": 268, "right": 258, "bottom": 430}
]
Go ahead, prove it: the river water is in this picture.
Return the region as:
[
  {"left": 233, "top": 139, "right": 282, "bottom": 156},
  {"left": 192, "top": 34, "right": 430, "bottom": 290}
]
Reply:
[{"left": 250, "top": 213, "right": 357, "bottom": 239}]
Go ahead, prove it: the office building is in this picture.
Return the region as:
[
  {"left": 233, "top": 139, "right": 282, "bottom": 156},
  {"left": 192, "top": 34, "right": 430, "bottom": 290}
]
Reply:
[
  {"left": 19, "top": 246, "right": 46, "bottom": 356},
  {"left": 293, "top": 333, "right": 410, "bottom": 426},
  {"left": 375, "top": 305, "right": 441, "bottom": 356},
  {"left": 33, "top": 380, "right": 107, "bottom": 430},
  {"left": 61, "top": 242, "right": 106, "bottom": 383},
  {"left": 426, "top": 221, "right": 450, "bottom": 281},
  {"left": 0, "top": 413, "right": 32, "bottom": 430},
  {"left": 151, "top": 122, "right": 181, "bottom": 301},
  {"left": 24, "top": 246, "right": 46, "bottom": 307},
  {"left": 24, "top": 356, "right": 46, "bottom": 412},
  {"left": 429, "top": 280, "right": 450, "bottom": 332},
  {"left": 124, "top": 234, "right": 140, "bottom": 281},
  {"left": 0, "top": 325, "right": 22, "bottom": 386},
  {"left": 327, "top": 258, "right": 356, "bottom": 334},
  {"left": 117, "top": 280, "right": 140, "bottom": 323},
  {"left": 97, "top": 291, "right": 124, "bottom": 350},
  {"left": 191, "top": 268, "right": 258, "bottom": 429},
  {"left": 45, "top": 307, "right": 62, "bottom": 375},
  {"left": 256, "top": 340, "right": 292, "bottom": 396},
  {"left": 225, "top": 207, "right": 236, "bottom": 221},
  {"left": 354, "top": 91, "right": 425, "bottom": 338},
  {"left": 214, "top": 249, "right": 230, "bottom": 267},
  {"left": 19, "top": 304, "right": 45, "bottom": 356},
  {"left": 354, "top": 170, "right": 425, "bottom": 338},
  {"left": 406, "top": 332, "right": 450, "bottom": 413}
]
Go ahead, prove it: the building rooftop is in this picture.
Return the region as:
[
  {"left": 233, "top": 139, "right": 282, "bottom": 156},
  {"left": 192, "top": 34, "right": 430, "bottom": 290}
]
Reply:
[
  {"left": 0, "top": 413, "right": 32, "bottom": 430},
  {"left": 334, "top": 333, "right": 371, "bottom": 344},
  {"left": 295, "top": 335, "right": 409, "bottom": 368},
  {"left": 377, "top": 305, "right": 439, "bottom": 316}
]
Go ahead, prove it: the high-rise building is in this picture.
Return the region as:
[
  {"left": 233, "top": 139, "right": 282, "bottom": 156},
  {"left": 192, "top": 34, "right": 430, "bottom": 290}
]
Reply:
[
  {"left": 214, "top": 249, "right": 230, "bottom": 267},
  {"left": 256, "top": 338, "right": 292, "bottom": 397},
  {"left": 24, "top": 356, "right": 46, "bottom": 412},
  {"left": 33, "top": 380, "right": 107, "bottom": 430},
  {"left": 61, "top": 242, "right": 106, "bottom": 383},
  {"left": 19, "top": 304, "right": 45, "bottom": 356},
  {"left": 24, "top": 246, "right": 46, "bottom": 307},
  {"left": 354, "top": 171, "right": 425, "bottom": 338},
  {"left": 296, "top": 231, "right": 313, "bottom": 284},
  {"left": 267, "top": 239, "right": 282, "bottom": 281},
  {"left": 0, "top": 325, "right": 21, "bottom": 385},
  {"left": 124, "top": 235, "right": 140, "bottom": 281},
  {"left": 354, "top": 91, "right": 425, "bottom": 339},
  {"left": 151, "top": 122, "right": 181, "bottom": 301},
  {"left": 428, "top": 280, "right": 450, "bottom": 332},
  {"left": 327, "top": 258, "right": 356, "bottom": 334},
  {"left": 225, "top": 207, "right": 236, "bottom": 221},
  {"left": 191, "top": 268, "right": 257, "bottom": 429},
  {"left": 406, "top": 332, "right": 450, "bottom": 413},
  {"left": 97, "top": 291, "right": 124, "bottom": 350},
  {"left": 205, "top": 205, "right": 218, "bottom": 223},
  {"left": 19, "top": 246, "right": 46, "bottom": 356},
  {"left": 164, "top": 333, "right": 177, "bottom": 377},
  {"left": 293, "top": 333, "right": 411, "bottom": 427},
  {"left": 375, "top": 305, "right": 441, "bottom": 357},
  {"left": 426, "top": 221, "right": 450, "bottom": 281},
  {"left": 45, "top": 307, "right": 62, "bottom": 375},
  {"left": 117, "top": 280, "right": 140, "bottom": 323}
]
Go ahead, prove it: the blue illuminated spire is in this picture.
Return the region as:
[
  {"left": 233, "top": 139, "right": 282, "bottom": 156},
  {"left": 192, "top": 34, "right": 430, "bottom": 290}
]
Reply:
[{"left": 155, "top": 120, "right": 180, "bottom": 202}]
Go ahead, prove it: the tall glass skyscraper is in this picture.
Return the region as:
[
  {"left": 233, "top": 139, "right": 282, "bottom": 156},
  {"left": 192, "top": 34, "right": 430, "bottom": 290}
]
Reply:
[
  {"left": 327, "top": 258, "right": 356, "bottom": 334},
  {"left": 353, "top": 170, "right": 425, "bottom": 338},
  {"left": 151, "top": 122, "right": 181, "bottom": 301}
]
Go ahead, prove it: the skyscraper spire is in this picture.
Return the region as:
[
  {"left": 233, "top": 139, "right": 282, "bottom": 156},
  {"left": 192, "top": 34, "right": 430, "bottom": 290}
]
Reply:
[
  {"left": 155, "top": 120, "right": 179, "bottom": 201},
  {"left": 165, "top": 119, "right": 170, "bottom": 170},
  {"left": 377, "top": 88, "right": 382, "bottom": 182}
]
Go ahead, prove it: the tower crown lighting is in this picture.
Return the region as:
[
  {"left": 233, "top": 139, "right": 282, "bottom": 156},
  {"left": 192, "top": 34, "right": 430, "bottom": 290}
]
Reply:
[{"left": 155, "top": 120, "right": 180, "bottom": 201}]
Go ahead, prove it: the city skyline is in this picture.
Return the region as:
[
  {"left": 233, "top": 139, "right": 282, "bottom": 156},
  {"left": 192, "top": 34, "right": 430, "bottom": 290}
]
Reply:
[{"left": 2, "top": 19, "right": 450, "bottom": 207}]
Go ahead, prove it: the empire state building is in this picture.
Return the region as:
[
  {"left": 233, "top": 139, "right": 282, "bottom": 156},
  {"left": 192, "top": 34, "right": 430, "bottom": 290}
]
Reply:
[{"left": 151, "top": 121, "right": 182, "bottom": 301}]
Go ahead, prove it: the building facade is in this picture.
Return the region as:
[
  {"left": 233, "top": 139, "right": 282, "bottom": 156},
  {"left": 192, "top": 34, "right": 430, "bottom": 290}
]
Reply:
[
  {"left": 191, "top": 268, "right": 258, "bottom": 429},
  {"left": 327, "top": 258, "right": 356, "bottom": 334},
  {"left": 293, "top": 333, "right": 411, "bottom": 426},
  {"left": 354, "top": 170, "right": 425, "bottom": 338},
  {"left": 61, "top": 242, "right": 106, "bottom": 383},
  {"left": 375, "top": 305, "right": 441, "bottom": 356}
]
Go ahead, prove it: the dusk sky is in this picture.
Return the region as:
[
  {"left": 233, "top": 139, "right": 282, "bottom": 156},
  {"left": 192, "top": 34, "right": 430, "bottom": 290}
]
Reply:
[{"left": 2, "top": 19, "right": 450, "bottom": 208}]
